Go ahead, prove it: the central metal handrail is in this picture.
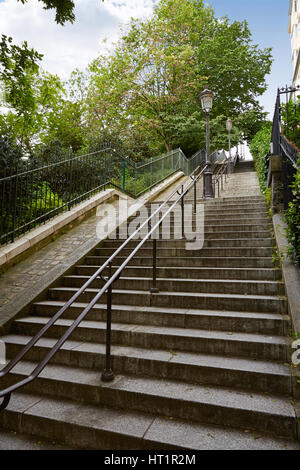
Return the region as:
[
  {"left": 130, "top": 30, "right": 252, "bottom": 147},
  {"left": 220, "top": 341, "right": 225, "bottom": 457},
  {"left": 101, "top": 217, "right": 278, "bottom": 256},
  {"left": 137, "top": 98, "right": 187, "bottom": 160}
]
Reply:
[{"left": 0, "top": 160, "right": 208, "bottom": 410}]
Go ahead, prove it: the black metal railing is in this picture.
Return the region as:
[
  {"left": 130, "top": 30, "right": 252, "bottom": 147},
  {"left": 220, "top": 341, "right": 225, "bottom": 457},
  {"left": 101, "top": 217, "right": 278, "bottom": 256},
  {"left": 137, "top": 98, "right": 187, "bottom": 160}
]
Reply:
[
  {"left": 0, "top": 146, "right": 206, "bottom": 246},
  {"left": 271, "top": 86, "right": 300, "bottom": 209}
]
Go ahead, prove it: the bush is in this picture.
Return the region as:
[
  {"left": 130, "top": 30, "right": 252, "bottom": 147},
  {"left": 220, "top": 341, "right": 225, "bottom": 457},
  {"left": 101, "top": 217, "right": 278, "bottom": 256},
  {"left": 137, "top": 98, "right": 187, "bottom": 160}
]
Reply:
[
  {"left": 250, "top": 123, "right": 272, "bottom": 195},
  {"left": 281, "top": 99, "right": 300, "bottom": 147},
  {"left": 285, "top": 160, "right": 300, "bottom": 264},
  {"left": 0, "top": 136, "right": 25, "bottom": 177}
]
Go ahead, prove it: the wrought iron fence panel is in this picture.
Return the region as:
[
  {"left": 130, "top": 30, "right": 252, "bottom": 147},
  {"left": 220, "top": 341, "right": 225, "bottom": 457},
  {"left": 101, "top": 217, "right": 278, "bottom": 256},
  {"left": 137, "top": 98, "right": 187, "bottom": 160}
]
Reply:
[{"left": 0, "top": 145, "right": 207, "bottom": 245}]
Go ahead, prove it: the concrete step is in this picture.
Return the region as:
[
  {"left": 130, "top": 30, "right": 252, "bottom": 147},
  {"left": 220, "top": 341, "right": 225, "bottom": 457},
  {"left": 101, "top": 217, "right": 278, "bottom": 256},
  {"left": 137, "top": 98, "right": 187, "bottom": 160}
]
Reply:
[
  {"left": 2, "top": 335, "right": 292, "bottom": 395},
  {"left": 49, "top": 286, "right": 287, "bottom": 314},
  {"left": 128, "top": 214, "right": 270, "bottom": 224},
  {"left": 34, "top": 300, "right": 288, "bottom": 335},
  {"left": 102, "top": 238, "right": 275, "bottom": 248},
  {"left": 129, "top": 213, "right": 270, "bottom": 222},
  {"left": 154, "top": 196, "right": 265, "bottom": 206},
  {"left": 201, "top": 207, "right": 269, "bottom": 216},
  {"left": 0, "top": 428, "right": 71, "bottom": 450},
  {"left": 11, "top": 316, "right": 288, "bottom": 361},
  {"left": 104, "top": 231, "right": 274, "bottom": 241},
  {"left": 188, "top": 230, "right": 273, "bottom": 239},
  {"left": 122, "top": 218, "right": 272, "bottom": 230},
  {"left": 63, "top": 275, "right": 285, "bottom": 296},
  {"left": 75, "top": 265, "right": 282, "bottom": 281},
  {"left": 1, "top": 363, "right": 297, "bottom": 439},
  {"left": 117, "top": 222, "right": 273, "bottom": 233},
  {"left": 94, "top": 247, "right": 274, "bottom": 258},
  {"left": 158, "top": 203, "right": 268, "bottom": 213},
  {"left": 1, "top": 392, "right": 299, "bottom": 450},
  {"left": 84, "top": 255, "right": 275, "bottom": 269}
]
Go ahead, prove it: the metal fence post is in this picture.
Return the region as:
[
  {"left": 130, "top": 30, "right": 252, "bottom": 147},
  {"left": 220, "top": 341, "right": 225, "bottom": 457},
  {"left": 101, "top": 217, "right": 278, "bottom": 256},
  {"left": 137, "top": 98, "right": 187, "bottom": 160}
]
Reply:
[
  {"left": 150, "top": 238, "right": 159, "bottom": 293},
  {"left": 122, "top": 157, "right": 126, "bottom": 191},
  {"left": 11, "top": 162, "right": 18, "bottom": 243},
  {"left": 68, "top": 156, "right": 73, "bottom": 210}
]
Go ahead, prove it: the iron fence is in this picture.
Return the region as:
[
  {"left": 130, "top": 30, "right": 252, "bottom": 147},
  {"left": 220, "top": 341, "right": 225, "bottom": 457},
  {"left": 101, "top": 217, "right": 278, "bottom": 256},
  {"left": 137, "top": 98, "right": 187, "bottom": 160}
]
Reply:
[{"left": 0, "top": 145, "right": 207, "bottom": 246}]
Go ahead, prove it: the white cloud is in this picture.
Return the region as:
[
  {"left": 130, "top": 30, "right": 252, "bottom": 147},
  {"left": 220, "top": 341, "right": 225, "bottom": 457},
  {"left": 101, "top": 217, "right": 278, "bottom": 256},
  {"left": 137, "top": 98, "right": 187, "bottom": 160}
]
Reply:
[{"left": 0, "top": 0, "right": 158, "bottom": 79}]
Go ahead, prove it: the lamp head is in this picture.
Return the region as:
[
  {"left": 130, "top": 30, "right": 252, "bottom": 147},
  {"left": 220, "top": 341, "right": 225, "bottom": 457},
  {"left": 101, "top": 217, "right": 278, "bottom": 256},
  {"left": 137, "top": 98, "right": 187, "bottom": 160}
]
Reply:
[{"left": 226, "top": 118, "right": 233, "bottom": 132}]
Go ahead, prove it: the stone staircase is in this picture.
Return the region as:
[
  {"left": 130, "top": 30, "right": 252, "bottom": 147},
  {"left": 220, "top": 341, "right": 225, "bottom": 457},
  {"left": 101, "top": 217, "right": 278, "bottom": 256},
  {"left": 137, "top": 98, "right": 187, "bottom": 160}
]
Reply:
[{"left": 0, "top": 160, "right": 299, "bottom": 450}]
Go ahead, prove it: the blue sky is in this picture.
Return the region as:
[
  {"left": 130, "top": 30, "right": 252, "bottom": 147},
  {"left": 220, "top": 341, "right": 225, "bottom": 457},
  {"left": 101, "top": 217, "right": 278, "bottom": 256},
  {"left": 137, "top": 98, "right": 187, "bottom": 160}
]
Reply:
[{"left": 0, "top": 0, "right": 293, "bottom": 118}]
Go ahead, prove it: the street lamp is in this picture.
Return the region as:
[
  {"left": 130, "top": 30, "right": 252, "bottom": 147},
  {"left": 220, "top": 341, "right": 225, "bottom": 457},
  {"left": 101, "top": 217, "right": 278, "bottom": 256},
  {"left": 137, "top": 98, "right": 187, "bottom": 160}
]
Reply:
[
  {"left": 200, "top": 89, "right": 214, "bottom": 198},
  {"left": 226, "top": 118, "right": 233, "bottom": 173}
]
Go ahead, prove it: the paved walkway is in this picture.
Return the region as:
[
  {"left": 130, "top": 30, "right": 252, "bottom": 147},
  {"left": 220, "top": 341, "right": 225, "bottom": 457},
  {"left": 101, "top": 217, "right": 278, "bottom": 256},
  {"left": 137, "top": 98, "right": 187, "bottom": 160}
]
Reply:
[
  {"left": 0, "top": 214, "right": 102, "bottom": 311},
  {"left": 0, "top": 197, "right": 124, "bottom": 327}
]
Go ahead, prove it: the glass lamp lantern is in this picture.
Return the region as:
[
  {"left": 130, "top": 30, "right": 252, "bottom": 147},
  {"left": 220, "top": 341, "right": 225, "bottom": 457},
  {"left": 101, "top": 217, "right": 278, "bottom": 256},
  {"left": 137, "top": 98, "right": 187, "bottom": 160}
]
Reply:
[
  {"left": 226, "top": 118, "right": 233, "bottom": 133},
  {"left": 199, "top": 89, "right": 214, "bottom": 113}
]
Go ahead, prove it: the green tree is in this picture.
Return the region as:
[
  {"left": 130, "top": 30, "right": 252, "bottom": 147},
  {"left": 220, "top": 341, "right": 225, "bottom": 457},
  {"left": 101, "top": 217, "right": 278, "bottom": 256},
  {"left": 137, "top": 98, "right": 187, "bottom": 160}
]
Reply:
[
  {"left": 17, "top": 0, "right": 104, "bottom": 25},
  {"left": 250, "top": 122, "right": 272, "bottom": 193},
  {"left": 0, "top": 35, "right": 42, "bottom": 115},
  {"left": 41, "top": 70, "right": 89, "bottom": 152},
  {"left": 0, "top": 66, "right": 65, "bottom": 152},
  {"left": 18, "top": 0, "right": 75, "bottom": 25},
  {"left": 286, "top": 160, "right": 300, "bottom": 265}
]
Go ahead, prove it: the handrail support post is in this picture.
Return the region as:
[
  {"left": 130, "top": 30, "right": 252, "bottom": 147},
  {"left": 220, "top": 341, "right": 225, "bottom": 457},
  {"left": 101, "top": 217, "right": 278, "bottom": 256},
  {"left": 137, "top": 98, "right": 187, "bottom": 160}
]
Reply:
[
  {"left": 101, "top": 263, "right": 114, "bottom": 382},
  {"left": 181, "top": 189, "right": 185, "bottom": 239},
  {"left": 150, "top": 238, "right": 159, "bottom": 293}
]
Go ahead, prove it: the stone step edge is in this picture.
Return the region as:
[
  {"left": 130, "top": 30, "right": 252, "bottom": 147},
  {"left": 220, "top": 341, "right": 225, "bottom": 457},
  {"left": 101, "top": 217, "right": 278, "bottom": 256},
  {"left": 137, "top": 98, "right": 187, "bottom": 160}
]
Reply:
[
  {"left": 64, "top": 275, "right": 284, "bottom": 286},
  {"left": 33, "top": 300, "right": 288, "bottom": 321},
  {"left": 3, "top": 363, "right": 296, "bottom": 439},
  {"left": 13, "top": 316, "right": 288, "bottom": 346},
  {"left": 1, "top": 392, "right": 298, "bottom": 449}
]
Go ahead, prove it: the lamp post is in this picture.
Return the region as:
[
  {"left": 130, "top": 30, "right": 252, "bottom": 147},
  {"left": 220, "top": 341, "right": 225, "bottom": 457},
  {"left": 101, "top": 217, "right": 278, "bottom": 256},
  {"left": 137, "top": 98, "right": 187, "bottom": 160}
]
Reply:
[
  {"left": 226, "top": 118, "right": 233, "bottom": 173},
  {"left": 200, "top": 89, "right": 214, "bottom": 198}
]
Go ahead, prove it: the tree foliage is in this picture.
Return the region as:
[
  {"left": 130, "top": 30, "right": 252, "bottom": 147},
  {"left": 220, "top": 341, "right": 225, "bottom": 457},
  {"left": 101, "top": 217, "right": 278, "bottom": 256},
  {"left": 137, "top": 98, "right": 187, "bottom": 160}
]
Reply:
[
  {"left": 0, "top": 34, "right": 42, "bottom": 112},
  {"left": 0, "top": 62, "right": 65, "bottom": 152},
  {"left": 17, "top": 0, "right": 105, "bottom": 25},
  {"left": 250, "top": 122, "right": 272, "bottom": 194},
  {"left": 0, "top": 0, "right": 273, "bottom": 160},
  {"left": 286, "top": 160, "right": 300, "bottom": 265},
  {"left": 18, "top": 0, "right": 75, "bottom": 25}
]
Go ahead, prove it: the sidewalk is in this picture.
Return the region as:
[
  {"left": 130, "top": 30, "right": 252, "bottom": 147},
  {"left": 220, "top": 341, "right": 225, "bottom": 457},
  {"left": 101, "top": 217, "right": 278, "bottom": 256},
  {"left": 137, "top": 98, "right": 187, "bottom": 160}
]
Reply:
[{"left": 0, "top": 205, "right": 111, "bottom": 332}]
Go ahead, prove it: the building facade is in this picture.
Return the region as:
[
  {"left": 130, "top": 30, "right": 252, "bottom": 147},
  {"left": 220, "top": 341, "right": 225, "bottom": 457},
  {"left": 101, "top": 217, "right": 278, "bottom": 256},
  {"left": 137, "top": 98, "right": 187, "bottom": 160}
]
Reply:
[{"left": 289, "top": 0, "right": 300, "bottom": 89}]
